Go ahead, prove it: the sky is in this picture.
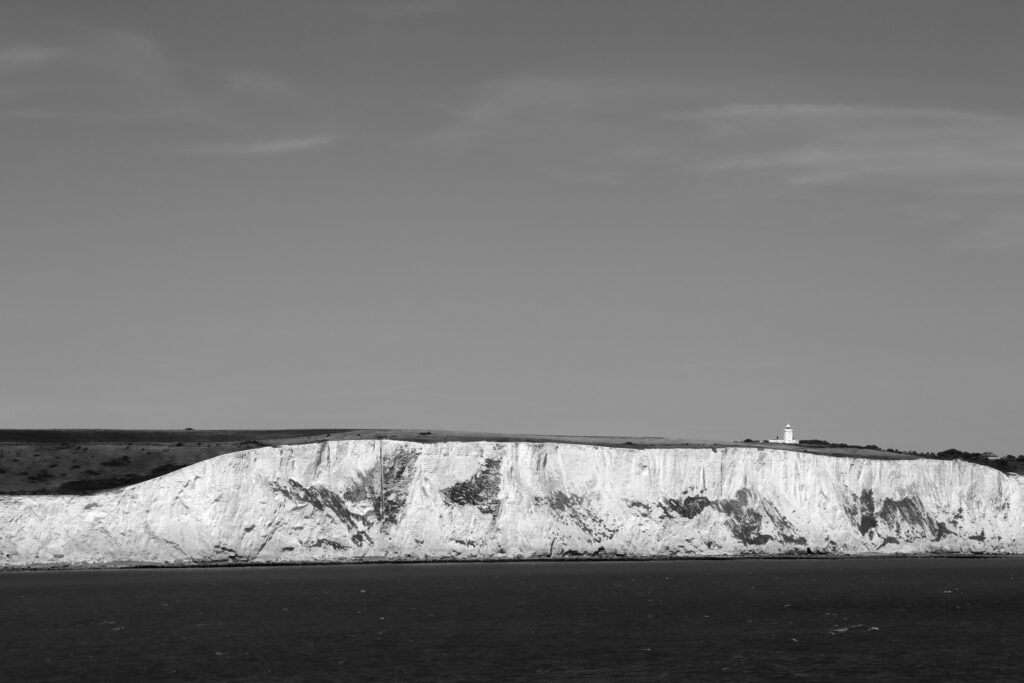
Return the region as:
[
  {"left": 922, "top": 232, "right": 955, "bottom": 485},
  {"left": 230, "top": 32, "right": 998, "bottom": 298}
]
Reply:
[{"left": 1, "top": 1, "right": 1022, "bottom": 454}]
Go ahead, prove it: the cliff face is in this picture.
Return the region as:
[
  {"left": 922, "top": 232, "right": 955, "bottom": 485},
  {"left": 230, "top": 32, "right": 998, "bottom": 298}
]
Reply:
[{"left": 1, "top": 440, "right": 1020, "bottom": 567}]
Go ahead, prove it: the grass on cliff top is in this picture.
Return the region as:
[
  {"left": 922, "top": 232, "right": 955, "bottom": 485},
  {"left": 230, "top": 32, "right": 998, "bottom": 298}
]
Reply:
[{"left": 0, "top": 429, "right": 1004, "bottom": 496}]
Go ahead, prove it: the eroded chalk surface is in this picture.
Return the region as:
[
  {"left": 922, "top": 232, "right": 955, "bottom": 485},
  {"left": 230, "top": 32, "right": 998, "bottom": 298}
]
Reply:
[{"left": 1, "top": 440, "right": 1019, "bottom": 567}]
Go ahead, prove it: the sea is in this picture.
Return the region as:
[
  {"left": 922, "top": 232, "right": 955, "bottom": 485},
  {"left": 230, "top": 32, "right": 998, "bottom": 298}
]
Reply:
[{"left": 2, "top": 558, "right": 1023, "bottom": 681}]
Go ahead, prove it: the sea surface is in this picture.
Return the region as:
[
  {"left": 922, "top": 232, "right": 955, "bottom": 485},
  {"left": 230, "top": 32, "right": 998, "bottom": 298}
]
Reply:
[{"left": 2, "top": 558, "right": 1023, "bottom": 681}]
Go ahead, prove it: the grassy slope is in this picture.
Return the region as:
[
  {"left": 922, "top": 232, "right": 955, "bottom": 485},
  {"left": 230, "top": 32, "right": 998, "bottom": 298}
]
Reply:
[{"left": 0, "top": 428, "right": 929, "bottom": 495}]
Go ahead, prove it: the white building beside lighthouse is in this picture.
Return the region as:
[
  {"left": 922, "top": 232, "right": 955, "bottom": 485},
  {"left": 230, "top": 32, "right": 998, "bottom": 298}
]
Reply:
[{"left": 769, "top": 424, "right": 798, "bottom": 444}]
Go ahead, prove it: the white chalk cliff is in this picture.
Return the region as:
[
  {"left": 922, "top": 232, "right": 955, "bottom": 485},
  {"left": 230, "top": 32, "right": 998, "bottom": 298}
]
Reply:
[{"left": 1, "top": 440, "right": 1020, "bottom": 567}]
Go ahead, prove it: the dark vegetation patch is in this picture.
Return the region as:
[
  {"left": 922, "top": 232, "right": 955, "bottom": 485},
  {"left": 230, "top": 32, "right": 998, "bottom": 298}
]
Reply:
[
  {"left": 778, "top": 439, "right": 1024, "bottom": 474},
  {"left": 546, "top": 490, "right": 582, "bottom": 512},
  {"left": 931, "top": 449, "right": 1024, "bottom": 475},
  {"left": 213, "top": 544, "right": 240, "bottom": 559},
  {"left": 852, "top": 490, "right": 953, "bottom": 542},
  {"left": 717, "top": 490, "right": 773, "bottom": 545},
  {"left": 654, "top": 489, "right": 804, "bottom": 546},
  {"left": 57, "top": 477, "right": 139, "bottom": 493},
  {"left": 0, "top": 430, "right": 340, "bottom": 494},
  {"left": 658, "top": 496, "right": 713, "bottom": 520},
  {"left": 0, "top": 429, "right": 335, "bottom": 444},
  {"left": 538, "top": 491, "right": 616, "bottom": 541},
  {"left": 379, "top": 446, "right": 419, "bottom": 524},
  {"left": 758, "top": 497, "right": 807, "bottom": 544},
  {"left": 147, "top": 464, "right": 180, "bottom": 478},
  {"left": 857, "top": 489, "right": 878, "bottom": 536},
  {"left": 879, "top": 496, "right": 929, "bottom": 530},
  {"left": 271, "top": 479, "right": 371, "bottom": 546},
  {"left": 51, "top": 463, "right": 185, "bottom": 493},
  {"left": 796, "top": 439, "right": 885, "bottom": 449},
  {"left": 340, "top": 467, "right": 377, "bottom": 507},
  {"left": 627, "top": 501, "right": 651, "bottom": 515},
  {"left": 667, "top": 497, "right": 708, "bottom": 518},
  {"left": 442, "top": 458, "right": 502, "bottom": 516}
]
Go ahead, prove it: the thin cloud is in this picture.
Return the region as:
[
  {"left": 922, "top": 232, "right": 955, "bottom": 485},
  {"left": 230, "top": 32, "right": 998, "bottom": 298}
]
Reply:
[
  {"left": 669, "top": 103, "right": 999, "bottom": 126},
  {"left": 0, "top": 44, "right": 64, "bottom": 72},
  {"left": 223, "top": 69, "right": 292, "bottom": 96},
  {"left": 0, "top": 30, "right": 204, "bottom": 122},
  {"left": 424, "top": 77, "right": 1024, "bottom": 193},
  {"left": 5, "top": 103, "right": 200, "bottom": 122},
  {"left": 687, "top": 104, "right": 1024, "bottom": 187},
  {"left": 419, "top": 76, "right": 675, "bottom": 185},
  {"left": 185, "top": 135, "right": 335, "bottom": 156},
  {"left": 73, "top": 30, "right": 176, "bottom": 85},
  {"left": 2, "top": 30, "right": 331, "bottom": 156},
  {"left": 422, "top": 76, "right": 643, "bottom": 150}
]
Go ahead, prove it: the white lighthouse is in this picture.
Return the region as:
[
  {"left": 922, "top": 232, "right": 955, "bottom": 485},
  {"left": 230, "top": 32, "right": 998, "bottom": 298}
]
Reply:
[{"left": 769, "top": 424, "right": 798, "bottom": 444}]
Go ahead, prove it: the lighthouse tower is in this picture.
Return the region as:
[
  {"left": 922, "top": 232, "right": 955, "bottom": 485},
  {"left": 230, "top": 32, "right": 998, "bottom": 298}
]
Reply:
[
  {"left": 783, "top": 424, "right": 795, "bottom": 444},
  {"left": 769, "top": 424, "right": 799, "bottom": 444}
]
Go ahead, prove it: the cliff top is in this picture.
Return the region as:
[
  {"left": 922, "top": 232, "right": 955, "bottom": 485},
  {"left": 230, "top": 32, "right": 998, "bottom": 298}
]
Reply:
[{"left": 0, "top": 428, "right": 928, "bottom": 496}]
